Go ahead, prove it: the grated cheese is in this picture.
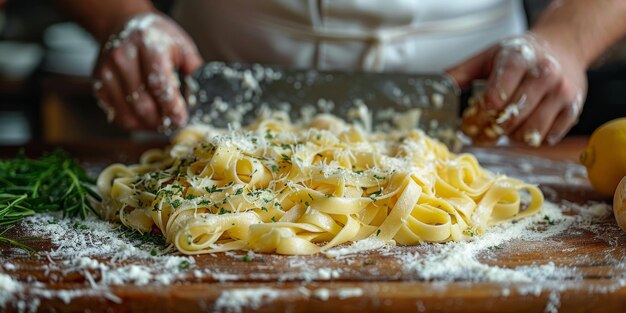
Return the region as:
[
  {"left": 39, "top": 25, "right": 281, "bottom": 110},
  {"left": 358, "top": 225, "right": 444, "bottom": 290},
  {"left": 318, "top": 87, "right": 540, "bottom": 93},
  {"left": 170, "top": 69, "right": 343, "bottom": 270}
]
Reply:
[
  {"left": 0, "top": 273, "right": 22, "bottom": 306},
  {"left": 336, "top": 288, "right": 364, "bottom": 300},
  {"left": 313, "top": 288, "right": 330, "bottom": 301},
  {"left": 2, "top": 196, "right": 622, "bottom": 312},
  {"left": 214, "top": 287, "right": 309, "bottom": 313},
  {"left": 1, "top": 118, "right": 622, "bottom": 313}
]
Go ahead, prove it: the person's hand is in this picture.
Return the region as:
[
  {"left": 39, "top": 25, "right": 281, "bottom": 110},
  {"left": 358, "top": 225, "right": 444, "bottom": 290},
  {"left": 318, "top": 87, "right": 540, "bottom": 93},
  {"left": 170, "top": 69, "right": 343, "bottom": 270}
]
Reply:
[
  {"left": 93, "top": 13, "right": 203, "bottom": 131},
  {"left": 447, "top": 33, "right": 587, "bottom": 146}
]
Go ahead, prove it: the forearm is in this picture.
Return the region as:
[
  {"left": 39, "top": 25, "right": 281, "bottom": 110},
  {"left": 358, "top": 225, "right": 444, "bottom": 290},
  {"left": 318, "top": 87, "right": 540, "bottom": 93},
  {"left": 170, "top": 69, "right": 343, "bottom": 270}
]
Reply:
[
  {"left": 531, "top": 0, "right": 626, "bottom": 67},
  {"left": 53, "top": 0, "right": 156, "bottom": 43}
]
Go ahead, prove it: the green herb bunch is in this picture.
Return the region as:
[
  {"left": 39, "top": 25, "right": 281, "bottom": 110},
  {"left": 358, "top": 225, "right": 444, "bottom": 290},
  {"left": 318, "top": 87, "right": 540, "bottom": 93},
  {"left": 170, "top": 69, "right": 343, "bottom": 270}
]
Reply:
[{"left": 0, "top": 150, "right": 100, "bottom": 251}]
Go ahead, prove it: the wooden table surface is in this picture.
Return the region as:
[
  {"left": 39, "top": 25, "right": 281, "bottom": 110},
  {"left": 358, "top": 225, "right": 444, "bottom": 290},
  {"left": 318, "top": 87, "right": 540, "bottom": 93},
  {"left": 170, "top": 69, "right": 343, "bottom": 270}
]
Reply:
[{"left": 3, "top": 136, "right": 626, "bottom": 313}]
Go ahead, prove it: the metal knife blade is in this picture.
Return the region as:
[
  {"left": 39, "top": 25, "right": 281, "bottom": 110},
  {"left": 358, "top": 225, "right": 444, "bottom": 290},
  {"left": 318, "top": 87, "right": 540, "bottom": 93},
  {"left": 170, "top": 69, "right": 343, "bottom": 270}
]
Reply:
[{"left": 185, "top": 62, "right": 460, "bottom": 141}]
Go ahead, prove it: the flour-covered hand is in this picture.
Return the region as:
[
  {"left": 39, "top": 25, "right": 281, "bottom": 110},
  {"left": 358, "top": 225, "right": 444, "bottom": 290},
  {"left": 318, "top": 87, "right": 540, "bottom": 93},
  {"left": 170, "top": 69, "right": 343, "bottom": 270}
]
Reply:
[
  {"left": 447, "top": 33, "right": 587, "bottom": 146},
  {"left": 93, "top": 13, "right": 202, "bottom": 131}
]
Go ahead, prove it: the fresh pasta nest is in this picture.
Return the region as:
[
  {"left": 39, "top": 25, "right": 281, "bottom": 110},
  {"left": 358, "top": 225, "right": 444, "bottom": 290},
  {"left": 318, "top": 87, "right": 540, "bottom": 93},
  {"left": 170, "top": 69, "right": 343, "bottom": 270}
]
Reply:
[{"left": 97, "top": 113, "right": 543, "bottom": 255}]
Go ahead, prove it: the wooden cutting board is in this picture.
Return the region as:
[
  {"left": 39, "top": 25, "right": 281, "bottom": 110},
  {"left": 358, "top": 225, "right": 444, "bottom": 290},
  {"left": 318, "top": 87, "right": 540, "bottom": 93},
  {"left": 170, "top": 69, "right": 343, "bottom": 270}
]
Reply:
[{"left": 2, "top": 137, "right": 626, "bottom": 313}]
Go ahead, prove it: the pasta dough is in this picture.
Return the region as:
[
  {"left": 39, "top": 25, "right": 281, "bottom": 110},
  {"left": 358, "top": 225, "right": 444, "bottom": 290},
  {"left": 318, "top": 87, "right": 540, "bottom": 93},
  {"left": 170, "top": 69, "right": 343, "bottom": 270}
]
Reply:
[{"left": 97, "top": 113, "right": 543, "bottom": 255}]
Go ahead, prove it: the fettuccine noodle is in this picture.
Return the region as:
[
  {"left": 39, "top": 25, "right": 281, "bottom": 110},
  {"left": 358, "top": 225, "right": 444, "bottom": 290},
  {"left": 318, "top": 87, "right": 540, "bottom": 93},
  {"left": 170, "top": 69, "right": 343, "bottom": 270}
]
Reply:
[{"left": 97, "top": 113, "right": 543, "bottom": 255}]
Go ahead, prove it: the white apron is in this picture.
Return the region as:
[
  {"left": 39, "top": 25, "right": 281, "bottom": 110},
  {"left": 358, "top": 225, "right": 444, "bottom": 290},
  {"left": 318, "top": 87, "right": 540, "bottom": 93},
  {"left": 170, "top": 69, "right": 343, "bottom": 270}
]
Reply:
[{"left": 173, "top": 0, "right": 526, "bottom": 72}]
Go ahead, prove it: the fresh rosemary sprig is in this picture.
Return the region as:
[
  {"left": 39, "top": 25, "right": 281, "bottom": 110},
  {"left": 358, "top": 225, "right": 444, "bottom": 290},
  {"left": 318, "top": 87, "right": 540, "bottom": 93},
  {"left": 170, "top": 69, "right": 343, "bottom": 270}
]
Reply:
[
  {"left": 0, "top": 150, "right": 100, "bottom": 252},
  {"left": 0, "top": 225, "right": 37, "bottom": 253}
]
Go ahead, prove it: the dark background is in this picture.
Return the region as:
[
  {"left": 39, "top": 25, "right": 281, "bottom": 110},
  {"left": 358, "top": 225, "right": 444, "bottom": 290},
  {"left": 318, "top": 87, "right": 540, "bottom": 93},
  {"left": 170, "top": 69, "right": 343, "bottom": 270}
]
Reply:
[{"left": 0, "top": 0, "right": 624, "bottom": 145}]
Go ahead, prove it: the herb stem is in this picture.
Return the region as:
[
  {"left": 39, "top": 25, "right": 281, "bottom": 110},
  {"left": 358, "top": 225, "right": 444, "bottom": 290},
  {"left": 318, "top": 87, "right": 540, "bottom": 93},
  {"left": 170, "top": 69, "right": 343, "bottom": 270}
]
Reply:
[{"left": 0, "top": 150, "right": 99, "bottom": 252}]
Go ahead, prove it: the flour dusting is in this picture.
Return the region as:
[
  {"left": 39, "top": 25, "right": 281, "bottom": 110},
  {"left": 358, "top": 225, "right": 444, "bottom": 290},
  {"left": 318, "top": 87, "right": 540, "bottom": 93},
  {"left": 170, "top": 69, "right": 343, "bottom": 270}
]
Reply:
[
  {"left": 1, "top": 148, "right": 622, "bottom": 312},
  {"left": 397, "top": 201, "right": 608, "bottom": 283}
]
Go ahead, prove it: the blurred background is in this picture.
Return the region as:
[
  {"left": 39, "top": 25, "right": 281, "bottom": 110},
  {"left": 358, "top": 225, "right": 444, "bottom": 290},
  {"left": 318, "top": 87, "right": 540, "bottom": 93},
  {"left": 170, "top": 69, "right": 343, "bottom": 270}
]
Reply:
[{"left": 0, "top": 0, "right": 624, "bottom": 145}]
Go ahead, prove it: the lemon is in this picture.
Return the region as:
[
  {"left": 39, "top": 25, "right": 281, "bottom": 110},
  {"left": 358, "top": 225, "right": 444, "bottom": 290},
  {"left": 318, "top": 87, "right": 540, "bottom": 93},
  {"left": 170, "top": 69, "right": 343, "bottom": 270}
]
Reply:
[{"left": 580, "top": 118, "right": 626, "bottom": 197}]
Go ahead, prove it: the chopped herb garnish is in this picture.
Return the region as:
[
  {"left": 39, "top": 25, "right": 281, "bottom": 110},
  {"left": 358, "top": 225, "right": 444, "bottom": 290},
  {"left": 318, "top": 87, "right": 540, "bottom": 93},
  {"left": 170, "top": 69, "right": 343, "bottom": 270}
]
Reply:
[
  {"left": 74, "top": 222, "right": 89, "bottom": 230},
  {"left": 242, "top": 255, "right": 252, "bottom": 262},
  {"left": 205, "top": 185, "right": 222, "bottom": 193},
  {"left": 219, "top": 208, "right": 230, "bottom": 215},
  {"left": 171, "top": 199, "right": 182, "bottom": 208},
  {"left": 271, "top": 165, "right": 279, "bottom": 172},
  {"left": 271, "top": 216, "right": 277, "bottom": 223},
  {"left": 178, "top": 260, "right": 190, "bottom": 270},
  {"left": 117, "top": 225, "right": 166, "bottom": 247},
  {"left": 324, "top": 194, "right": 334, "bottom": 198},
  {"left": 543, "top": 215, "right": 555, "bottom": 225},
  {"left": 375, "top": 229, "right": 381, "bottom": 236}
]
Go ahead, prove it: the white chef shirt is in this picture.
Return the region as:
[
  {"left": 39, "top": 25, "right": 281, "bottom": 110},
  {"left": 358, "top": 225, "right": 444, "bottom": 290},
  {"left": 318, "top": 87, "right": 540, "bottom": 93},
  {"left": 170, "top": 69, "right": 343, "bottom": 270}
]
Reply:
[{"left": 173, "top": 0, "right": 526, "bottom": 72}]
